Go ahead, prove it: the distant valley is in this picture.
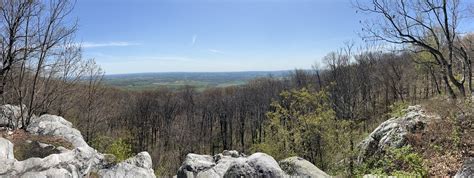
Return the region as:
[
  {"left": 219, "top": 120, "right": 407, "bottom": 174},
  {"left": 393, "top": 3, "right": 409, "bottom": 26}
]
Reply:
[{"left": 103, "top": 71, "right": 291, "bottom": 90}]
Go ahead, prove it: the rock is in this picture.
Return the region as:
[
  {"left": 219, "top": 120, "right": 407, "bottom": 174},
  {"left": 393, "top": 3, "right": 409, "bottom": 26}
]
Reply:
[
  {"left": 27, "top": 114, "right": 89, "bottom": 148},
  {"left": 1, "top": 129, "right": 153, "bottom": 177},
  {"left": 0, "top": 137, "right": 14, "bottom": 160},
  {"left": 357, "top": 105, "right": 434, "bottom": 163},
  {"left": 223, "top": 159, "right": 255, "bottom": 177},
  {"left": 0, "top": 104, "right": 156, "bottom": 178},
  {"left": 222, "top": 150, "right": 239, "bottom": 158},
  {"left": 213, "top": 156, "right": 246, "bottom": 176},
  {"left": 177, "top": 153, "right": 217, "bottom": 178},
  {"left": 20, "top": 167, "right": 74, "bottom": 178},
  {"left": 0, "top": 146, "right": 102, "bottom": 176},
  {"left": 279, "top": 156, "right": 330, "bottom": 178},
  {"left": 98, "top": 152, "right": 155, "bottom": 178},
  {"left": 177, "top": 151, "right": 294, "bottom": 178},
  {"left": 455, "top": 157, "right": 474, "bottom": 178},
  {"left": 0, "top": 104, "right": 27, "bottom": 129},
  {"left": 247, "top": 152, "right": 285, "bottom": 177}
]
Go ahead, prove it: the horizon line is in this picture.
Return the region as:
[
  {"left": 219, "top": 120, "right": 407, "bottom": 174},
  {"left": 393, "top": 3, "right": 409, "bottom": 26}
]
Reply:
[{"left": 104, "top": 69, "right": 314, "bottom": 76}]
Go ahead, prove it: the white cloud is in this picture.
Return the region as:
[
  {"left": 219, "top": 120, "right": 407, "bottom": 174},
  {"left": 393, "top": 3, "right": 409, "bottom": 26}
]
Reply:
[
  {"left": 208, "top": 49, "right": 224, "bottom": 54},
  {"left": 191, "top": 35, "right": 197, "bottom": 46},
  {"left": 85, "top": 52, "right": 195, "bottom": 63},
  {"left": 81, "top": 42, "right": 140, "bottom": 48}
]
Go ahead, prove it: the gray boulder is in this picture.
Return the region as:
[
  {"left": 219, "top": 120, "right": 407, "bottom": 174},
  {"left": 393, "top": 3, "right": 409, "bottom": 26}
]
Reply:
[
  {"left": 279, "top": 156, "right": 330, "bottom": 178},
  {"left": 177, "top": 150, "right": 292, "bottom": 178},
  {"left": 0, "top": 137, "right": 14, "bottom": 160},
  {"left": 247, "top": 152, "right": 285, "bottom": 177},
  {"left": 0, "top": 146, "right": 103, "bottom": 177},
  {"left": 27, "top": 114, "right": 89, "bottom": 148},
  {"left": 455, "top": 157, "right": 474, "bottom": 178},
  {"left": 357, "top": 105, "right": 435, "bottom": 163},
  {"left": 177, "top": 153, "right": 219, "bottom": 178},
  {"left": 98, "top": 152, "right": 155, "bottom": 178},
  {"left": 223, "top": 159, "right": 255, "bottom": 177},
  {"left": 0, "top": 104, "right": 156, "bottom": 178}
]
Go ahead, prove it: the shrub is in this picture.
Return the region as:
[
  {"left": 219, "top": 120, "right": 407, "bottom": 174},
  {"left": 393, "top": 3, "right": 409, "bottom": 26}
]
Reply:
[
  {"left": 106, "top": 138, "right": 133, "bottom": 162},
  {"left": 254, "top": 88, "right": 353, "bottom": 174},
  {"left": 356, "top": 145, "right": 427, "bottom": 177},
  {"left": 91, "top": 136, "right": 133, "bottom": 162},
  {"left": 389, "top": 101, "right": 409, "bottom": 118}
]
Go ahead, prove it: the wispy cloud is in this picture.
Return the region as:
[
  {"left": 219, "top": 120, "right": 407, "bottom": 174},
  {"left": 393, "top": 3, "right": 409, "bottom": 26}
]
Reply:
[
  {"left": 191, "top": 35, "right": 197, "bottom": 46},
  {"left": 85, "top": 52, "right": 195, "bottom": 63},
  {"left": 81, "top": 42, "right": 140, "bottom": 48},
  {"left": 208, "top": 49, "right": 224, "bottom": 54}
]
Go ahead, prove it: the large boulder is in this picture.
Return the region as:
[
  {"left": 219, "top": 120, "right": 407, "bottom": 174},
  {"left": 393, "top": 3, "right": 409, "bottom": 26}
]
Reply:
[
  {"left": 357, "top": 105, "right": 435, "bottom": 163},
  {"left": 279, "top": 156, "right": 330, "bottom": 178},
  {"left": 246, "top": 152, "right": 285, "bottom": 177},
  {"left": 27, "top": 114, "right": 89, "bottom": 148},
  {"left": 223, "top": 159, "right": 255, "bottom": 177},
  {"left": 177, "top": 153, "right": 219, "bottom": 177},
  {"left": 98, "top": 152, "right": 155, "bottom": 178},
  {"left": 0, "top": 104, "right": 156, "bottom": 178},
  {"left": 455, "top": 157, "right": 474, "bottom": 178},
  {"left": 177, "top": 150, "right": 329, "bottom": 178}
]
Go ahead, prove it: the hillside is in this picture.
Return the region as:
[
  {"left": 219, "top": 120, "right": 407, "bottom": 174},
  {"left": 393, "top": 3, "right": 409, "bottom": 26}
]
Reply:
[{"left": 0, "top": 103, "right": 471, "bottom": 177}]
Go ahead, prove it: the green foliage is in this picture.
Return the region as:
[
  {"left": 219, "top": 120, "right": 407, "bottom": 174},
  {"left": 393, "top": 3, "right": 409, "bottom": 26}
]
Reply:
[
  {"left": 356, "top": 146, "right": 427, "bottom": 177},
  {"left": 91, "top": 136, "right": 133, "bottom": 162},
  {"left": 252, "top": 88, "right": 351, "bottom": 174},
  {"left": 107, "top": 138, "right": 133, "bottom": 162},
  {"left": 389, "top": 101, "right": 409, "bottom": 118}
]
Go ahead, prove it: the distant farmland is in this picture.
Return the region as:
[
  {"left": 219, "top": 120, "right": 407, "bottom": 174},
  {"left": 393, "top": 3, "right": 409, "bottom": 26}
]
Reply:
[{"left": 103, "top": 71, "right": 290, "bottom": 91}]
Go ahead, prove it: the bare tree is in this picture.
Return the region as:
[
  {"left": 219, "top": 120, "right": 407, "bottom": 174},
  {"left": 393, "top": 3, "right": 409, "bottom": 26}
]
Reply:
[
  {"left": 0, "top": 0, "right": 37, "bottom": 102},
  {"left": 356, "top": 0, "right": 473, "bottom": 98},
  {"left": 24, "top": 0, "right": 77, "bottom": 127}
]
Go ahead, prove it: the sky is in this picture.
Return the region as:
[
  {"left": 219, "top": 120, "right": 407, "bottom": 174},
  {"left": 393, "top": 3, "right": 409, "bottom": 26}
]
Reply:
[{"left": 72, "top": 0, "right": 366, "bottom": 74}]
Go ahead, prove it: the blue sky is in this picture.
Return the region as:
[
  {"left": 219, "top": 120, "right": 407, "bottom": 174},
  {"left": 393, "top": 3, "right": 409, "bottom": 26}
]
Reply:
[{"left": 72, "top": 0, "right": 365, "bottom": 74}]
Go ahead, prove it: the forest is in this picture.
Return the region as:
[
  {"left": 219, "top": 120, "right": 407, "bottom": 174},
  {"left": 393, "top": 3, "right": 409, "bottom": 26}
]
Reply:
[{"left": 0, "top": 0, "right": 473, "bottom": 177}]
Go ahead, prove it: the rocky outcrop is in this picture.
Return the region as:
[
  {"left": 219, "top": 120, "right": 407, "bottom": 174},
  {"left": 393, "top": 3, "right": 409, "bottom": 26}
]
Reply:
[
  {"left": 279, "top": 156, "right": 330, "bottom": 178},
  {"left": 98, "top": 152, "right": 155, "bottom": 178},
  {"left": 455, "top": 157, "right": 474, "bottom": 178},
  {"left": 26, "top": 114, "right": 89, "bottom": 148},
  {"left": 0, "top": 105, "right": 156, "bottom": 178},
  {"left": 177, "top": 150, "right": 328, "bottom": 178},
  {"left": 0, "top": 145, "right": 103, "bottom": 177},
  {"left": 357, "top": 105, "right": 435, "bottom": 163}
]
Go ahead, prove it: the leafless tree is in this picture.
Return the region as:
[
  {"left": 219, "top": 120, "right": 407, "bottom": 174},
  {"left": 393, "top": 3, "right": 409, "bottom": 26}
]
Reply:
[{"left": 356, "top": 0, "right": 473, "bottom": 98}]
